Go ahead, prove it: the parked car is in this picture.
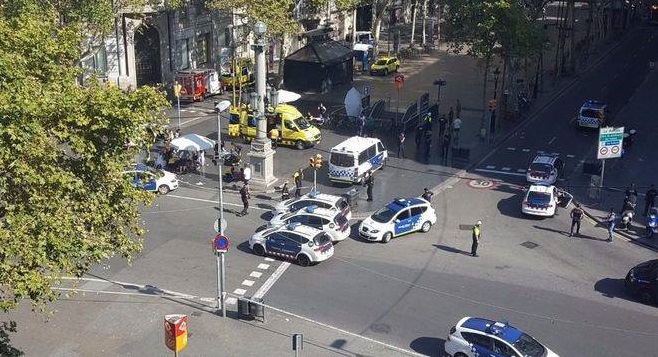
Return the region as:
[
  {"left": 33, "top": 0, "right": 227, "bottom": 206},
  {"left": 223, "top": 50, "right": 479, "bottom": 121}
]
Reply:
[
  {"left": 526, "top": 154, "right": 564, "bottom": 185},
  {"left": 370, "top": 56, "right": 400, "bottom": 76},
  {"left": 273, "top": 191, "right": 352, "bottom": 220},
  {"left": 444, "top": 316, "right": 560, "bottom": 357},
  {"left": 625, "top": 259, "right": 658, "bottom": 305},
  {"left": 358, "top": 197, "right": 436, "bottom": 243},
  {"left": 248, "top": 222, "right": 334, "bottom": 266},
  {"left": 268, "top": 205, "right": 350, "bottom": 242},
  {"left": 123, "top": 164, "right": 179, "bottom": 195},
  {"left": 521, "top": 184, "right": 572, "bottom": 217}
]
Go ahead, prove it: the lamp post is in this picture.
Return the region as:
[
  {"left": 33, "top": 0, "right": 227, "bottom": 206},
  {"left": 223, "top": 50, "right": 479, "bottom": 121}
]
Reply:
[
  {"left": 173, "top": 81, "right": 182, "bottom": 128},
  {"left": 493, "top": 67, "right": 501, "bottom": 99},
  {"left": 247, "top": 21, "right": 277, "bottom": 188},
  {"left": 214, "top": 100, "right": 231, "bottom": 317},
  {"left": 433, "top": 79, "right": 447, "bottom": 117}
]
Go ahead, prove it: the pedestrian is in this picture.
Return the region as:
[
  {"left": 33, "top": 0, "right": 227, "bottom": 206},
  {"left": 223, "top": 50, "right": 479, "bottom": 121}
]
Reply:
[
  {"left": 441, "top": 131, "right": 451, "bottom": 160},
  {"left": 293, "top": 169, "right": 303, "bottom": 198},
  {"left": 415, "top": 125, "right": 423, "bottom": 151},
  {"left": 606, "top": 208, "right": 616, "bottom": 242},
  {"left": 239, "top": 183, "right": 251, "bottom": 215},
  {"left": 242, "top": 165, "right": 251, "bottom": 185},
  {"left": 438, "top": 114, "right": 447, "bottom": 139},
  {"left": 421, "top": 187, "right": 434, "bottom": 202},
  {"left": 364, "top": 171, "right": 374, "bottom": 202},
  {"left": 456, "top": 99, "right": 462, "bottom": 118},
  {"left": 397, "top": 132, "right": 406, "bottom": 158},
  {"left": 448, "top": 107, "right": 454, "bottom": 123},
  {"left": 625, "top": 183, "right": 638, "bottom": 199},
  {"left": 197, "top": 150, "right": 206, "bottom": 168},
  {"left": 269, "top": 127, "right": 279, "bottom": 148},
  {"left": 644, "top": 184, "right": 657, "bottom": 216},
  {"left": 422, "top": 112, "right": 433, "bottom": 131},
  {"left": 471, "top": 221, "right": 482, "bottom": 257},
  {"left": 281, "top": 181, "right": 290, "bottom": 200},
  {"left": 358, "top": 114, "right": 366, "bottom": 137},
  {"left": 569, "top": 203, "right": 584, "bottom": 237},
  {"left": 424, "top": 129, "right": 432, "bottom": 161},
  {"left": 174, "top": 128, "right": 181, "bottom": 138},
  {"left": 317, "top": 102, "right": 326, "bottom": 119}
]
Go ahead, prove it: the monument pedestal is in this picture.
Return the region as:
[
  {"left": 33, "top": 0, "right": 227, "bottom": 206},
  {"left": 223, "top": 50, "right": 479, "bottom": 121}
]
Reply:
[{"left": 247, "top": 139, "right": 278, "bottom": 189}]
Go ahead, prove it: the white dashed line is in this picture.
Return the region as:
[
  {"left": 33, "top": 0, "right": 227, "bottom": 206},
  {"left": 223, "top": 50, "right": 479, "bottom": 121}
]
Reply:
[
  {"left": 516, "top": 169, "right": 526, "bottom": 173},
  {"left": 250, "top": 271, "right": 263, "bottom": 278},
  {"left": 257, "top": 263, "right": 270, "bottom": 270},
  {"left": 264, "top": 257, "right": 275, "bottom": 261},
  {"left": 242, "top": 280, "right": 255, "bottom": 287},
  {"left": 522, "top": 149, "right": 530, "bottom": 152},
  {"left": 225, "top": 297, "right": 237, "bottom": 305},
  {"left": 551, "top": 152, "right": 560, "bottom": 156},
  {"left": 253, "top": 262, "right": 291, "bottom": 299},
  {"left": 486, "top": 165, "right": 495, "bottom": 169},
  {"left": 234, "top": 288, "right": 247, "bottom": 295},
  {"left": 566, "top": 154, "right": 575, "bottom": 158},
  {"left": 501, "top": 167, "right": 511, "bottom": 171},
  {"left": 536, "top": 150, "right": 545, "bottom": 154},
  {"left": 507, "top": 147, "right": 516, "bottom": 151}
]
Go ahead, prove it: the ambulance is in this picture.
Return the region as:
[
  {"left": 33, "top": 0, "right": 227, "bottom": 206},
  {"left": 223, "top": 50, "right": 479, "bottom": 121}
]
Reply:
[{"left": 175, "top": 69, "right": 222, "bottom": 102}]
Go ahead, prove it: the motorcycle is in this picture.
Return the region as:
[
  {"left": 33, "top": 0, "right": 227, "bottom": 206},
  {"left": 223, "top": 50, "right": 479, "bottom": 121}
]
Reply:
[{"left": 620, "top": 209, "right": 634, "bottom": 230}]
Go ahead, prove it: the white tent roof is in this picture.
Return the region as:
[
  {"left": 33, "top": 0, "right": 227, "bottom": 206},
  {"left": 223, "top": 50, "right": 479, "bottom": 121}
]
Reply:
[{"left": 170, "top": 133, "right": 216, "bottom": 151}]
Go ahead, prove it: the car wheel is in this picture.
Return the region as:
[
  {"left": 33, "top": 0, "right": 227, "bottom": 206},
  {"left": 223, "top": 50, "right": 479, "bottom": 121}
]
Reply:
[
  {"left": 384, "top": 69, "right": 389, "bottom": 76},
  {"left": 638, "top": 289, "right": 654, "bottom": 304},
  {"left": 421, "top": 221, "right": 432, "bottom": 232},
  {"left": 252, "top": 244, "right": 266, "bottom": 256},
  {"left": 158, "top": 185, "right": 170, "bottom": 195},
  {"left": 297, "top": 254, "right": 311, "bottom": 267},
  {"left": 295, "top": 140, "right": 305, "bottom": 150},
  {"left": 382, "top": 232, "right": 392, "bottom": 243}
]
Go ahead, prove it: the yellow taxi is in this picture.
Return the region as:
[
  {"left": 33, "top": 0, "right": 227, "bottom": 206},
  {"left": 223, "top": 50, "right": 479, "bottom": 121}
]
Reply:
[{"left": 370, "top": 56, "right": 400, "bottom": 76}]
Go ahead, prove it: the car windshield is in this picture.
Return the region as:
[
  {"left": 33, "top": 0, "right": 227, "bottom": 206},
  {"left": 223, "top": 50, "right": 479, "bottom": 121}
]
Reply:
[
  {"left": 527, "top": 191, "right": 552, "bottom": 205},
  {"left": 330, "top": 153, "right": 354, "bottom": 167},
  {"left": 581, "top": 108, "right": 602, "bottom": 118},
  {"left": 512, "top": 333, "right": 545, "bottom": 357},
  {"left": 313, "top": 232, "right": 331, "bottom": 246},
  {"left": 334, "top": 213, "right": 348, "bottom": 226},
  {"left": 529, "top": 163, "right": 552, "bottom": 174},
  {"left": 295, "top": 117, "right": 311, "bottom": 130},
  {"left": 375, "top": 59, "right": 387, "bottom": 65},
  {"left": 371, "top": 206, "right": 396, "bottom": 223}
]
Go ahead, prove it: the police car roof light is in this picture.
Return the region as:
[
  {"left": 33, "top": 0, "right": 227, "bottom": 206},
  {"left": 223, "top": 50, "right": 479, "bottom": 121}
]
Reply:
[
  {"left": 287, "top": 222, "right": 302, "bottom": 230},
  {"left": 305, "top": 205, "right": 318, "bottom": 213}
]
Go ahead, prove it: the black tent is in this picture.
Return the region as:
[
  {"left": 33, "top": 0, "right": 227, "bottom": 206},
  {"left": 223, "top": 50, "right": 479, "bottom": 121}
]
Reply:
[{"left": 283, "top": 40, "right": 353, "bottom": 93}]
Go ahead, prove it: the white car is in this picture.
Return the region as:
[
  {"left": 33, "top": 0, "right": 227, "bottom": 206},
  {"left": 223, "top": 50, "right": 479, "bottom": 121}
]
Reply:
[
  {"left": 445, "top": 317, "right": 559, "bottom": 357},
  {"left": 358, "top": 197, "right": 436, "bottom": 243},
  {"left": 273, "top": 191, "right": 352, "bottom": 220},
  {"left": 123, "top": 164, "right": 179, "bottom": 194},
  {"left": 521, "top": 184, "right": 575, "bottom": 217},
  {"left": 248, "top": 223, "right": 334, "bottom": 266},
  {"left": 268, "top": 205, "right": 350, "bottom": 242},
  {"left": 526, "top": 154, "right": 564, "bottom": 185}
]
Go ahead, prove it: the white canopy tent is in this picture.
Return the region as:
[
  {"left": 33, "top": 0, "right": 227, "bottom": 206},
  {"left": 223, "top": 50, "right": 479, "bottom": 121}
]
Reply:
[{"left": 169, "top": 133, "right": 216, "bottom": 152}]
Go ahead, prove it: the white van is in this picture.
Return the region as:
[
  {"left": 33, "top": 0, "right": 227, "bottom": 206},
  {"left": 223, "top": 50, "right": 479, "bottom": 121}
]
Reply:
[{"left": 328, "top": 136, "right": 387, "bottom": 184}]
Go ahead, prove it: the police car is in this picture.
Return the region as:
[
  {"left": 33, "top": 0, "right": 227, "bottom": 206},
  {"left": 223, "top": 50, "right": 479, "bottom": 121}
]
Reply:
[
  {"left": 268, "top": 205, "right": 350, "bottom": 242},
  {"left": 526, "top": 154, "right": 564, "bottom": 185},
  {"left": 248, "top": 222, "right": 334, "bottom": 266},
  {"left": 273, "top": 191, "right": 352, "bottom": 220},
  {"left": 359, "top": 197, "right": 436, "bottom": 243},
  {"left": 444, "top": 317, "right": 559, "bottom": 357},
  {"left": 577, "top": 99, "right": 607, "bottom": 128},
  {"left": 123, "top": 164, "right": 179, "bottom": 194},
  {"left": 521, "top": 184, "right": 560, "bottom": 217}
]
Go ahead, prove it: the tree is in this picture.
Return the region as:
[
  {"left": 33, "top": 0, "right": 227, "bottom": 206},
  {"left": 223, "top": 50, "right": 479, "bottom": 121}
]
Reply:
[{"left": 0, "top": 4, "right": 169, "bottom": 312}]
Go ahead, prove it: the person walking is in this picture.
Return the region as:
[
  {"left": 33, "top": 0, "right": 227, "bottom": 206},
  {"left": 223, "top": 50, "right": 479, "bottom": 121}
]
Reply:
[
  {"left": 421, "top": 188, "right": 434, "bottom": 202},
  {"left": 452, "top": 116, "right": 462, "bottom": 147},
  {"left": 441, "top": 131, "right": 451, "bottom": 161},
  {"left": 448, "top": 107, "right": 454, "bottom": 123},
  {"left": 397, "top": 132, "right": 406, "bottom": 158},
  {"left": 242, "top": 165, "right": 251, "bottom": 185},
  {"left": 293, "top": 169, "right": 303, "bottom": 198},
  {"left": 364, "top": 171, "right": 374, "bottom": 202},
  {"left": 281, "top": 181, "right": 290, "bottom": 200},
  {"left": 239, "top": 183, "right": 251, "bottom": 216},
  {"left": 471, "top": 221, "right": 482, "bottom": 257},
  {"left": 569, "top": 203, "right": 584, "bottom": 237},
  {"left": 358, "top": 114, "right": 366, "bottom": 137},
  {"left": 625, "top": 183, "right": 638, "bottom": 199},
  {"left": 606, "top": 208, "right": 616, "bottom": 242},
  {"left": 644, "top": 184, "right": 657, "bottom": 216},
  {"left": 438, "top": 114, "right": 447, "bottom": 139},
  {"left": 415, "top": 125, "right": 423, "bottom": 152},
  {"left": 424, "top": 129, "right": 432, "bottom": 161}
]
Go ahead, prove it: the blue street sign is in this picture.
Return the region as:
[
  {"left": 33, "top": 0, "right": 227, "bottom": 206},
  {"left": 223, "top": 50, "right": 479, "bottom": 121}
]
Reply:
[{"left": 213, "top": 234, "right": 230, "bottom": 253}]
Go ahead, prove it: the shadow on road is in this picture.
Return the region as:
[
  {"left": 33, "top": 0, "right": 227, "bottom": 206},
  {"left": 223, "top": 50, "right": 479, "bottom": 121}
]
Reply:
[
  {"left": 594, "top": 277, "right": 637, "bottom": 304},
  {"left": 496, "top": 194, "right": 525, "bottom": 218},
  {"left": 410, "top": 336, "right": 445, "bottom": 357},
  {"left": 433, "top": 244, "right": 470, "bottom": 255}
]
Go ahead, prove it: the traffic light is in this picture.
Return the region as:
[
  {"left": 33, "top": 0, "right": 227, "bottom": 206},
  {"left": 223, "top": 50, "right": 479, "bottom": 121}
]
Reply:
[{"left": 309, "top": 154, "right": 322, "bottom": 169}]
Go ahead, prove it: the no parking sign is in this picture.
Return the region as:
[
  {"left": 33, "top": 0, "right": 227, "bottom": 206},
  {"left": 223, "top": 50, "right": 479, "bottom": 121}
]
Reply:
[{"left": 597, "top": 127, "right": 624, "bottom": 159}]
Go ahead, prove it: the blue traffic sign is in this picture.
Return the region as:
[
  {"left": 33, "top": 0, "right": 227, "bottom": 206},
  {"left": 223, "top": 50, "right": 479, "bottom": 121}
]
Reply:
[{"left": 213, "top": 234, "right": 230, "bottom": 253}]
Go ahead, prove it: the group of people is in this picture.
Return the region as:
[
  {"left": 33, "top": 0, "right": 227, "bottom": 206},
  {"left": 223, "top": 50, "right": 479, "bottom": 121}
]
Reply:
[
  {"left": 154, "top": 146, "right": 206, "bottom": 174},
  {"left": 397, "top": 100, "right": 462, "bottom": 162}
]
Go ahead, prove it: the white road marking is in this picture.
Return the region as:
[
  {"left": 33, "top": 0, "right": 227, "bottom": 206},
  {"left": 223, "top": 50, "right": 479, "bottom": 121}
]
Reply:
[
  {"left": 566, "top": 154, "right": 575, "bottom": 158},
  {"left": 225, "top": 297, "right": 237, "bottom": 305},
  {"left": 522, "top": 148, "right": 530, "bottom": 152},
  {"left": 516, "top": 169, "right": 526, "bottom": 173},
  {"left": 475, "top": 168, "right": 527, "bottom": 177},
  {"left": 548, "top": 136, "right": 557, "bottom": 145},
  {"left": 264, "top": 257, "right": 275, "bottom": 261},
  {"left": 501, "top": 167, "right": 511, "bottom": 171},
  {"left": 507, "top": 147, "right": 516, "bottom": 151},
  {"left": 551, "top": 152, "right": 560, "bottom": 156},
  {"left": 233, "top": 288, "right": 247, "bottom": 295},
  {"left": 249, "top": 271, "right": 263, "bottom": 278},
  {"left": 536, "top": 150, "right": 545, "bottom": 154},
  {"left": 257, "top": 263, "right": 270, "bottom": 270},
  {"left": 242, "top": 279, "right": 255, "bottom": 287},
  {"left": 166, "top": 194, "right": 270, "bottom": 211},
  {"left": 486, "top": 165, "right": 496, "bottom": 169},
  {"left": 253, "top": 262, "right": 291, "bottom": 299}
]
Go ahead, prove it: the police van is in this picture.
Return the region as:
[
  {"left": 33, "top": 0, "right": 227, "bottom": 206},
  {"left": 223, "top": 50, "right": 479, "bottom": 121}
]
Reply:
[
  {"left": 328, "top": 136, "right": 387, "bottom": 184},
  {"left": 577, "top": 99, "right": 608, "bottom": 128}
]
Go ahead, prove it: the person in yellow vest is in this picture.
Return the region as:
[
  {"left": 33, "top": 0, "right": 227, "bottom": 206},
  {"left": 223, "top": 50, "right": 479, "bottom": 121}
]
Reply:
[
  {"left": 269, "top": 127, "right": 279, "bottom": 148},
  {"left": 471, "top": 221, "right": 482, "bottom": 257}
]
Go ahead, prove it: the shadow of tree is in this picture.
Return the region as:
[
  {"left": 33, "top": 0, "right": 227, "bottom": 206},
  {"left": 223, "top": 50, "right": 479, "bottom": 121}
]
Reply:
[{"left": 0, "top": 321, "right": 23, "bottom": 356}]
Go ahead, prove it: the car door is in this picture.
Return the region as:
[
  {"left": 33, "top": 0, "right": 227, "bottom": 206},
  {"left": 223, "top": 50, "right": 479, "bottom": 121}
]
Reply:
[
  {"left": 554, "top": 158, "right": 565, "bottom": 178},
  {"left": 557, "top": 188, "right": 573, "bottom": 208},
  {"left": 265, "top": 233, "right": 285, "bottom": 255},
  {"left": 409, "top": 206, "right": 427, "bottom": 231},
  {"left": 492, "top": 338, "right": 520, "bottom": 357},
  {"left": 462, "top": 333, "right": 499, "bottom": 357},
  {"left": 393, "top": 209, "right": 413, "bottom": 236},
  {"left": 306, "top": 215, "right": 324, "bottom": 230}
]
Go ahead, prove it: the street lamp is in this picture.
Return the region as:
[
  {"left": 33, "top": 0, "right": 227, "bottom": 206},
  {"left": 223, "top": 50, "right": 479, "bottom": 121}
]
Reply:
[
  {"left": 173, "top": 81, "right": 182, "bottom": 128},
  {"left": 433, "top": 79, "right": 447, "bottom": 117},
  {"left": 214, "top": 99, "right": 231, "bottom": 317}
]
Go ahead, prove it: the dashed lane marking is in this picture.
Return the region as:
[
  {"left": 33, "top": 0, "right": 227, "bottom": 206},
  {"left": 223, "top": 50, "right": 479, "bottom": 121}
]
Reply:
[
  {"left": 486, "top": 165, "right": 495, "bottom": 169},
  {"left": 242, "top": 280, "right": 255, "bottom": 287},
  {"left": 522, "top": 148, "right": 530, "bottom": 152},
  {"left": 250, "top": 271, "right": 263, "bottom": 278},
  {"left": 507, "top": 147, "right": 516, "bottom": 151},
  {"left": 257, "top": 263, "right": 270, "bottom": 270},
  {"left": 234, "top": 288, "right": 247, "bottom": 295},
  {"left": 567, "top": 154, "right": 575, "bottom": 158},
  {"left": 264, "top": 257, "right": 275, "bottom": 261},
  {"left": 225, "top": 297, "right": 237, "bottom": 305},
  {"left": 516, "top": 169, "right": 526, "bottom": 173},
  {"left": 501, "top": 167, "right": 511, "bottom": 171},
  {"left": 253, "top": 262, "right": 291, "bottom": 299},
  {"left": 474, "top": 168, "right": 527, "bottom": 177}
]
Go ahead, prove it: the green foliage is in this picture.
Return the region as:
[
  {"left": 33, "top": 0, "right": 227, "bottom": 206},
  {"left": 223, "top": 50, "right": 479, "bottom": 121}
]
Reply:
[
  {"left": 205, "top": 0, "right": 298, "bottom": 36},
  {"left": 0, "top": 6, "right": 169, "bottom": 311}
]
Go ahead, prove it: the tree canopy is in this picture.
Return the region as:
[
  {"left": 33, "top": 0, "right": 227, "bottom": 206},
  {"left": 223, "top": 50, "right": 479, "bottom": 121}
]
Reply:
[{"left": 0, "top": 3, "right": 169, "bottom": 311}]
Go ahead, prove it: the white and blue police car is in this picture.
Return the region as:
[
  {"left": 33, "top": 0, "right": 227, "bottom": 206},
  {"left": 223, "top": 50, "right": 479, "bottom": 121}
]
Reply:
[
  {"left": 249, "top": 222, "right": 334, "bottom": 266},
  {"left": 576, "top": 99, "right": 607, "bottom": 128},
  {"left": 526, "top": 154, "right": 564, "bottom": 185},
  {"left": 444, "top": 317, "right": 559, "bottom": 357},
  {"left": 358, "top": 197, "right": 436, "bottom": 243},
  {"left": 268, "top": 205, "right": 350, "bottom": 243},
  {"left": 123, "top": 164, "right": 179, "bottom": 194},
  {"left": 273, "top": 191, "right": 352, "bottom": 220}
]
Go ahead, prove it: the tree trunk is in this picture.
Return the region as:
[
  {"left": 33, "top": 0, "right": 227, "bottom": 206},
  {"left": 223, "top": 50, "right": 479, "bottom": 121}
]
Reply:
[
  {"left": 276, "top": 35, "right": 289, "bottom": 89},
  {"left": 410, "top": 0, "right": 418, "bottom": 46},
  {"left": 422, "top": 0, "right": 428, "bottom": 45}
]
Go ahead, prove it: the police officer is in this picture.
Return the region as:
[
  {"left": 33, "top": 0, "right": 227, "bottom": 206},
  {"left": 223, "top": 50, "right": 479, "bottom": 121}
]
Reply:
[
  {"left": 293, "top": 169, "right": 303, "bottom": 198},
  {"left": 364, "top": 171, "right": 374, "bottom": 202},
  {"left": 421, "top": 188, "right": 434, "bottom": 202},
  {"left": 471, "top": 221, "right": 482, "bottom": 257},
  {"left": 569, "top": 203, "right": 584, "bottom": 237},
  {"left": 269, "top": 127, "right": 279, "bottom": 148},
  {"left": 281, "top": 181, "right": 290, "bottom": 200},
  {"left": 239, "top": 183, "right": 251, "bottom": 216}
]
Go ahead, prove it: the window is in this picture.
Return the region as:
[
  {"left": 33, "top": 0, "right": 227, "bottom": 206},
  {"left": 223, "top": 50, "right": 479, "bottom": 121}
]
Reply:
[
  {"left": 179, "top": 39, "right": 190, "bottom": 70},
  {"left": 307, "top": 216, "right": 324, "bottom": 228},
  {"left": 288, "top": 233, "right": 309, "bottom": 245},
  {"left": 289, "top": 215, "right": 307, "bottom": 225},
  {"left": 365, "top": 145, "right": 376, "bottom": 160},
  {"left": 247, "top": 115, "right": 257, "bottom": 127},
  {"left": 330, "top": 153, "right": 354, "bottom": 167},
  {"left": 284, "top": 120, "right": 296, "bottom": 130},
  {"left": 396, "top": 209, "right": 410, "bottom": 220},
  {"left": 410, "top": 206, "right": 427, "bottom": 217},
  {"left": 493, "top": 339, "right": 518, "bottom": 357},
  {"left": 371, "top": 206, "right": 396, "bottom": 223},
  {"left": 197, "top": 33, "right": 210, "bottom": 67},
  {"left": 462, "top": 332, "right": 492, "bottom": 350},
  {"left": 377, "top": 142, "right": 385, "bottom": 153},
  {"left": 358, "top": 150, "right": 369, "bottom": 165}
]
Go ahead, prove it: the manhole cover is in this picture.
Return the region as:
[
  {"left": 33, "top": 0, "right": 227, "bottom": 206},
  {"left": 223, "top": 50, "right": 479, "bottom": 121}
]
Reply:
[{"left": 520, "top": 241, "right": 539, "bottom": 249}]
